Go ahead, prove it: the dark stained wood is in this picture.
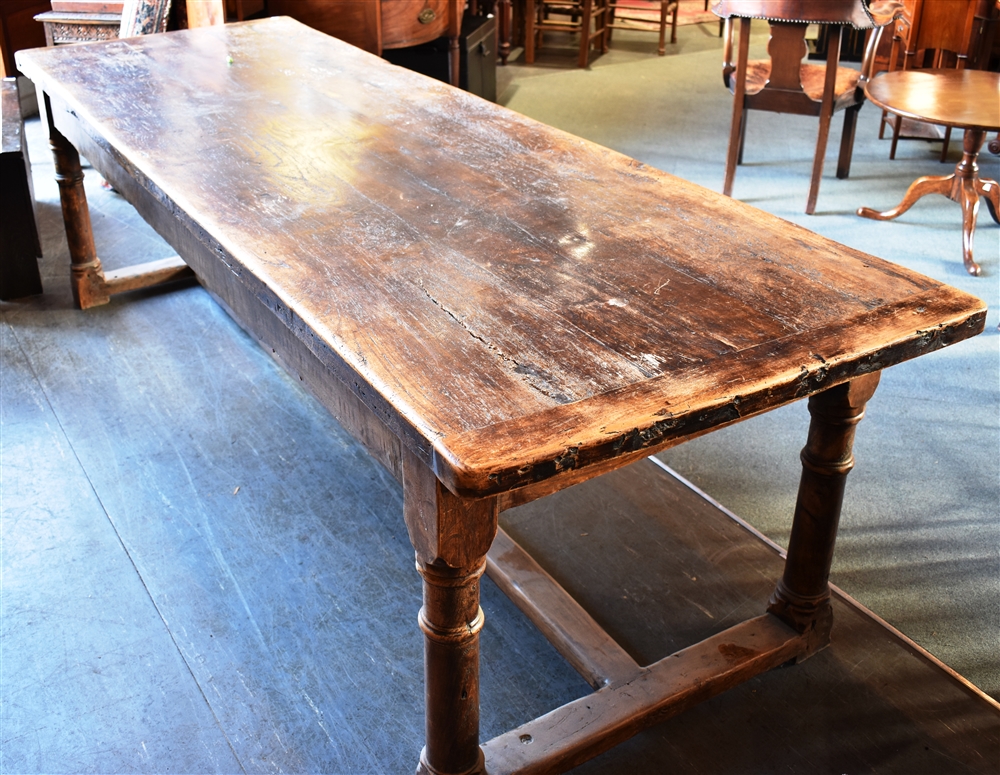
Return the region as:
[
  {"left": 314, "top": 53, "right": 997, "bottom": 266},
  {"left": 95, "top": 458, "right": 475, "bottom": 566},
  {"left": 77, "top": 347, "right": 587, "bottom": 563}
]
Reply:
[
  {"left": 266, "top": 0, "right": 464, "bottom": 83},
  {"left": 403, "top": 448, "right": 499, "bottom": 571},
  {"left": 224, "top": 0, "right": 266, "bottom": 20},
  {"left": 712, "top": 0, "right": 883, "bottom": 28},
  {"left": 524, "top": 0, "right": 610, "bottom": 67},
  {"left": 1, "top": 78, "right": 43, "bottom": 300},
  {"left": 865, "top": 66, "right": 1000, "bottom": 131},
  {"left": 45, "top": 96, "right": 193, "bottom": 306},
  {"left": 485, "top": 374, "right": 880, "bottom": 770},
  {"left": 877, "top": 0, "right": 981, "bottom": 161},
  {"left": 34, "top": 10, "right": 121, "bottom": 46},
  {"left": 14, "top": 18, "right": 988, "bottom": 773},
  {"left": 767, "top": 373, "right": 880, "bottom": 656},
  {"left": 266, "top": 0, "right": 381, "bottom": 53},
  {"left": 897, "top": 0, "right": 979, "bottom": 70},
  {"left": 404, "top": 448, "right": 498, "bottom": 775},
  {"left": 46, "top": 103, "right": 107, "bottom": 309},
  {"left": 103, "top": 254, "right": 195, "bottom": 292},
  {"left": 606, "top": 0, "right": 678, "bottom": 54},
  {"left": 470, "top": 0, "right": 512, "bottom": 64},
  {"left": 19, "top": 18, "right": 987, "bottom": 499},
  {"left": 858, "top": 68, "right": 1000, "bottom": 275}
]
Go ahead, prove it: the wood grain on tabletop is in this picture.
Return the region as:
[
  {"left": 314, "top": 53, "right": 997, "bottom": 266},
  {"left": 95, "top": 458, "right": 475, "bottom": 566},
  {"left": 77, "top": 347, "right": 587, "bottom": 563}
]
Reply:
[
  {"left": 15, "top": 17, "right": 986, "bottom": 496},
  {"left": 865, "top": 69, "right": 1000, "bottom": 130}
]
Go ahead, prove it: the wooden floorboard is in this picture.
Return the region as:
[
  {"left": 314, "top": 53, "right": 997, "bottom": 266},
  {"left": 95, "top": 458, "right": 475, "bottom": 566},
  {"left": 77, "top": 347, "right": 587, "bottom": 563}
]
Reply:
[{"left": 2, "top": 280, "right": 997, "bottom": 772}]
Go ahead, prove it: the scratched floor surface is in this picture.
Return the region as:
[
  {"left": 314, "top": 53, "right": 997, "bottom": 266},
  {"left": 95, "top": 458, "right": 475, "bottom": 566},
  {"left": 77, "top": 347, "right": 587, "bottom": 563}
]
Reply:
[
  {"left": 3, "top": 20, "right": 1000, "bottom": 775},
  {"left": 5, "top": 271, "right": 998, "bottom": 773}
]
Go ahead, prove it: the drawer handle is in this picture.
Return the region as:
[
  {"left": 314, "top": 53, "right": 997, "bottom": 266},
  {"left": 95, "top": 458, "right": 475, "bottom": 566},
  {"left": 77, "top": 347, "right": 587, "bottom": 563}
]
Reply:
[{"left": 418, "top": 8, "right": 437, "bottom": 23}]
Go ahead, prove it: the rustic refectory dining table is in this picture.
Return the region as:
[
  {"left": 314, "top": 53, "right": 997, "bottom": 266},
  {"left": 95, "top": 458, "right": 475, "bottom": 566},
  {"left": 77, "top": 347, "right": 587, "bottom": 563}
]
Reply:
[{"left": 16, "top": 17, "right": 986, "bottom": 774}]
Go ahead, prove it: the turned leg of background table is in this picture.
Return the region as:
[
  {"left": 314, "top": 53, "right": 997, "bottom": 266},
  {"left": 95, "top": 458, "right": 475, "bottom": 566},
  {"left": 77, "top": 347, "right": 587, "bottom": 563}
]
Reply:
[
  {"left": 858, "top": 128, "right": 998, "bottom": 276},
  {"left": 403, "top": 450, "right": 498, "bottom": 775},
  {"left": 45, "top": 93, "right": 110, "bottom": 309},
  {"left": 768, "top": 373, "right": 881, "bottom": 658}
]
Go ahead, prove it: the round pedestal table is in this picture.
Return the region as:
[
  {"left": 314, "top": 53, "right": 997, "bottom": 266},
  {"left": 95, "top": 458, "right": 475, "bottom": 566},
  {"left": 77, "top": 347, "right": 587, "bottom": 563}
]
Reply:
[{"left": 857, "top": 69, "right": 1000, "bottom": 276}]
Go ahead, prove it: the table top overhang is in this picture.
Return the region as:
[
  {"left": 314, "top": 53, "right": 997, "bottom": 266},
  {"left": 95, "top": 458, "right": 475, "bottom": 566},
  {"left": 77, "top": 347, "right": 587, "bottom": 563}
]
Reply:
[
  {"left": 16, "top": 17, "right": 986, "bottom": 497},
  {"left": 864, "top": 69, "right": 1000, "bottom": 132}
]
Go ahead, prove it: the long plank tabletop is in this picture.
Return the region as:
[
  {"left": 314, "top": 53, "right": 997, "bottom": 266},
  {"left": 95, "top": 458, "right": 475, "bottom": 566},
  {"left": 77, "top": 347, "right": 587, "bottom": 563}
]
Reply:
[
  {"left": 15, "top": 16, "right": 992, "bottom": 774},
  {"left": 15, "top": 16, "right": 985, "bottom": 498}
]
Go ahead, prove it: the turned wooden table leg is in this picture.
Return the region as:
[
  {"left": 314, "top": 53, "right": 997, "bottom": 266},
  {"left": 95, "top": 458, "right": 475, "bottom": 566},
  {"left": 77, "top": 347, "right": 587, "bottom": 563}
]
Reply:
[
  {"left": 448, "top": 0, "right": 462, "bottom": 88},
  {"left": 404, "top": 449, "right": 498, "bottom": 775},
  {"left": 497, "top": 0, "right": 512, "bottom": 65},
  {"left": 45, "top": 93, "right": 109, "bottom": 309},
  {"left": 417, "top": 560, "right": 489, "bottom": 775},
  {"left": 768, "top": 373, "right": 881, "bottom": 658}
]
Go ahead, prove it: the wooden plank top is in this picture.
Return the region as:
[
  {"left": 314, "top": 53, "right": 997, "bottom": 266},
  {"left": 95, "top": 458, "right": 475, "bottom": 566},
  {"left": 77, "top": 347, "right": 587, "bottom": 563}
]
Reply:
[
  {"left": 16, "top": 17, "right": 986, "bottom": 497},
  {"left": 864, "top": 69, "right": 1000, "bottom": 132}
]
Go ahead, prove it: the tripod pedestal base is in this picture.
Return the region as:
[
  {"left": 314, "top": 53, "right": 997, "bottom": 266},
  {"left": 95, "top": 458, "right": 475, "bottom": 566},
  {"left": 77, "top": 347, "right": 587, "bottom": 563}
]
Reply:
[{"left": 858, "top": 128, "right": 999, "bottom": 277}]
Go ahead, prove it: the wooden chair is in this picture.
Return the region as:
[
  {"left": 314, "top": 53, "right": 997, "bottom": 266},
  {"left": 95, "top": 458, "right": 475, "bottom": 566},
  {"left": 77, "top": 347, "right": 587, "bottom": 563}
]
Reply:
[
  {"left": 606, "top": 1, "right": 678, "bottom": 55},
  {"left": 879, "top": 0, "right": 987, "bottom": 162},
  {"left": 715, "top": 0, "right": 903, "bottom": 214},
  {"left": 525, "top": 0, "right": 611, "bottom": 67}
]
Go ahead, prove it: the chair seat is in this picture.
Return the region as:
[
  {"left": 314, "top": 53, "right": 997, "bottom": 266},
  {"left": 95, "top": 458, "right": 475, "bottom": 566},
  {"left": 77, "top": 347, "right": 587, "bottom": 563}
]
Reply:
[{"left": 734, "top": 61, "right": 863, "bottom": 105}]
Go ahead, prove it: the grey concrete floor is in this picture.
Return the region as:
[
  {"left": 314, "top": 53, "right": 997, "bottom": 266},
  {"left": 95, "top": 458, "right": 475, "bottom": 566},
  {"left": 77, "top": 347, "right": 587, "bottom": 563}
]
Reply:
[{"left": 2, "top": 18, "right": 998, "bottom": 774}]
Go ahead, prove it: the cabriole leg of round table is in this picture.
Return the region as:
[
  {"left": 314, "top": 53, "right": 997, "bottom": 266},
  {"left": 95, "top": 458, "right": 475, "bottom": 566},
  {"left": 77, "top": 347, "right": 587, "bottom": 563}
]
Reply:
[
  {"left": 857, "top": 128, "right": 997, "bottom": 277},
  {"left": 857, "top": 175, "right": 952, "bottom": 221},
  {"left": 953, "top": 128, "right": 991, "bottom": 276},
  {"left": 956, "top": 176, "right": 984, "bottom": 276},
  {"left": 977, "top": 177, "right": 1000, "bottom": 225}
]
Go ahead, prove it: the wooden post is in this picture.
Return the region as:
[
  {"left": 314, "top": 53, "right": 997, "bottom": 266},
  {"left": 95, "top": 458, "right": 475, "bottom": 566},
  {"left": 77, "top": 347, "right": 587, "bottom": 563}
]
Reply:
[
  {"left": 45, "top": 93, "right": 109, "bottom": 309},
  {"left": 768, "top": 373, "right": 881, "bottom": 657},
  {"left": 403, "top": 449, "right": 498, "bottom": 775},
  {"left": 417, "top": 561, "right": 488, "bottom": 775}
]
